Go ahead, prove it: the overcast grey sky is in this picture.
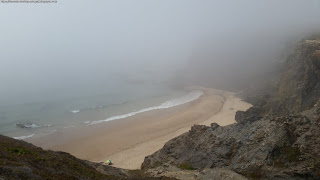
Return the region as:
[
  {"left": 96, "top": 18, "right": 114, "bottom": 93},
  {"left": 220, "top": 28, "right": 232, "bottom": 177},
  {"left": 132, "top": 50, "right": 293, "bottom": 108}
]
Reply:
[{"left": 1, "top": 0, "right": 320, "bottom": 103}]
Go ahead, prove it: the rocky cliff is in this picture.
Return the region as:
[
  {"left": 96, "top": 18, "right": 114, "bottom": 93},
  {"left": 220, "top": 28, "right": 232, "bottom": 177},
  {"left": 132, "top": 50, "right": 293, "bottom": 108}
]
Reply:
[
  {"left": 142, "top": 37, "right": 320, "bottom": 179},
  {"left": 237, "top": 37, "right": 320, "bottom": 121}
]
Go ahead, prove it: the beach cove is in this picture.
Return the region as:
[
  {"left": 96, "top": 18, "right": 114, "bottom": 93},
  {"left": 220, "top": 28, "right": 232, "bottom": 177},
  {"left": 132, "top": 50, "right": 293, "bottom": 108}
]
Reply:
[{"left": 26, "top": 87, "right": 252, "bottom": 169}]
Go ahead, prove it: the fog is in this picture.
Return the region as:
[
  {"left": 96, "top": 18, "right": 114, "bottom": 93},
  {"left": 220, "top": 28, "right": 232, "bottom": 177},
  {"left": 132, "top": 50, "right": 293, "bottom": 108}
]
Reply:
[{"left": 1, "top": 0, "right": 320, "bottom": 105}]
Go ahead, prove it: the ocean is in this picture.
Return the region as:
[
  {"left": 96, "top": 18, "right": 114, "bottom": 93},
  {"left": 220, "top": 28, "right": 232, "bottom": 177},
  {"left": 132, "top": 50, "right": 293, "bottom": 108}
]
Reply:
[{"left": 0, "top": 80, "right": 202, "bottom": 140}]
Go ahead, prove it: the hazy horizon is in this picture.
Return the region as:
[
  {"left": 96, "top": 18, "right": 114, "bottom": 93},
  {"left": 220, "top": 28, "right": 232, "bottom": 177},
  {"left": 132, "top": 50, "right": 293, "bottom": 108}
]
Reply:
[{"left": 1, "top": 0, "right": 320, "bottom": 105}]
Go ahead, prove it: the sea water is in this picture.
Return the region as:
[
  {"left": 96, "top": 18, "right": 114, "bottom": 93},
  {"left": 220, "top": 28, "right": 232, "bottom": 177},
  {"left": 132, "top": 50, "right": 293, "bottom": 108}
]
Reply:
[{"left": 0, "top": 80, "right": 202, "bottom": 140}]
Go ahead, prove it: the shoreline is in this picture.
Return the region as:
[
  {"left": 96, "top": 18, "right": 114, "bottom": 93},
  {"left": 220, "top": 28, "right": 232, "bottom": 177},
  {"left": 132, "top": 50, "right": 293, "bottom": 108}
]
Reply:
[
  {"left": 106, "top": 88, "right": 252, "bottom": 169},
  {"left": 26, "top": 87, "right": 252, "bottom": 169}
]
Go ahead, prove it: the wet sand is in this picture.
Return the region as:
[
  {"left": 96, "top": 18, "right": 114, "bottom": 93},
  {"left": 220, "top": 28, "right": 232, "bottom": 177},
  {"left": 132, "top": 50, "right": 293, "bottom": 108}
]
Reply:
[{"left": 27, "top": 87, "right": 251, "bottom": 169}]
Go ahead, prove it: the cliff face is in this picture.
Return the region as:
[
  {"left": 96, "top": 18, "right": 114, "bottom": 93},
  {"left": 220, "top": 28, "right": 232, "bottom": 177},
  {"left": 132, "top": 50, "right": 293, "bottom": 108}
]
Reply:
[
  {"left": 142, "top": 37, "right": 320, "bottom": 179},
  {"left": 236, "top": 38, "right": 320, "bottom": 122},
  {"left": 271, "top": 40, "right": 320, "bottom": 115},
  {"left": 259, "top": 39, "right": 320, "bottom": 116}
]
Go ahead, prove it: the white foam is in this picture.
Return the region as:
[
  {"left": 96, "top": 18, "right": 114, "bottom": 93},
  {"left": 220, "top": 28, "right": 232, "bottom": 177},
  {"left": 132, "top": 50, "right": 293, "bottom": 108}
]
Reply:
[
  {"left": 71, "top": 110, "right": 80, "bottom": 114},
  {"left": 16, "top": 123, "right": 41, "bottom": 129},
  {"left": 90, "top": 91, "right": 203, "bottom": 125},
  {"left": 63, "top": 126, "right": 75, "bottom": 129},
  {"left": 13, "top": 134, "right": 35, "bottom": 140},
  {"left": 28, "top": 123, "right": 40, "bottom": 128},
  {"left": 84, "top": 121, "right": 91, "bottom": 124},
  {"left": 48, "top": 130, "right": 57, "bottom": 134}
]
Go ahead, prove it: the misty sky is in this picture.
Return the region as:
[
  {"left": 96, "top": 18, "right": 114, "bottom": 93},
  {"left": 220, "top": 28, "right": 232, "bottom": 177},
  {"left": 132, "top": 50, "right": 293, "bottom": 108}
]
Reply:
[{"left": 1, "top": 0, "right": 320, "bottom": 104}]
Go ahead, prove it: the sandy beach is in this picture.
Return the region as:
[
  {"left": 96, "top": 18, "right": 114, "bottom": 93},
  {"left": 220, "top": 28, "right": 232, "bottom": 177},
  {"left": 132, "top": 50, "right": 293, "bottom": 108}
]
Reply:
[{"left": 27, "top": 87, "right": 251, "bottom": 170}]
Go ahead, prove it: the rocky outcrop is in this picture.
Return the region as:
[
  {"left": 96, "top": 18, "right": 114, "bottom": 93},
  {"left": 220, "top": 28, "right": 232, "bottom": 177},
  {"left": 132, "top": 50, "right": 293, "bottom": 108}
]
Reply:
[
  {"left": 0, "top": 134, "right": 117, "bottom": 179},
  {"left": 142, "top": 112, "right": 320, "bottom": 179},
  {"left": 142, "top": 37, "right": 320, "bottom": 179},
  {"left": 0, "top": 134, "right": 176, "bottom": 180},
  {"left": 147, "top": 167, "right": 248, "bottom": 180}
]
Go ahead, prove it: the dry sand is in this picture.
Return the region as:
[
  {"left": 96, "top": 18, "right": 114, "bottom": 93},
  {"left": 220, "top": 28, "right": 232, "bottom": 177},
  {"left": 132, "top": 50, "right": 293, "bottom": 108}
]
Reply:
[
  {"left": 27, "top": 87, "right": 251, "bottom": 170},
  {"left": 107, "top": 87, "right": 252, "bottom": 169}
]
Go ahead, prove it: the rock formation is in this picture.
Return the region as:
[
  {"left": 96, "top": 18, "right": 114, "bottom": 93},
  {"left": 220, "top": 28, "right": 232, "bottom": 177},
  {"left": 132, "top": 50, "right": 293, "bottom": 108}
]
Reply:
[{"left": 142, "top": 37, "right": 320, "bottom": 179}]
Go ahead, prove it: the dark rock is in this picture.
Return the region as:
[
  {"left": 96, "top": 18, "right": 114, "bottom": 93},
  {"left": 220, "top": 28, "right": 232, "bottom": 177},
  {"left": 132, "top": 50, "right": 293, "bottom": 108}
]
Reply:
[
  {"left": 143, "top": 111, "right": 320, "bottom": 179},
  {"left": 147, "top": 167, "right": 248, "bottom": 180}
]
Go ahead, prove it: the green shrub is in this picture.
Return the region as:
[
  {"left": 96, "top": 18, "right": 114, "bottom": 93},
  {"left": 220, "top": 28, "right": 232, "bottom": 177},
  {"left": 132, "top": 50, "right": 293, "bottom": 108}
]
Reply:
[
  {"left": 7, "top": 148, "right": 30, "bottom": 155},
  {"left": 153, "top": 161, "right": 160, "bottom": 168},
  {"left": 178, "top": 162, "right": 195, "bottom": 170}
]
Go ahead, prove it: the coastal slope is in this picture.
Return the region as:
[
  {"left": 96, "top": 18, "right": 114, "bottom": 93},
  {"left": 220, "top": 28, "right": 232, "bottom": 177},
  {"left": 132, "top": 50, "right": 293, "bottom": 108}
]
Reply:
[
  {"left": 0, "top": 134, "right": 178, "bottom": 179},
  {"left": 142, "top": 37, "right": 320, "bottom": 179}
]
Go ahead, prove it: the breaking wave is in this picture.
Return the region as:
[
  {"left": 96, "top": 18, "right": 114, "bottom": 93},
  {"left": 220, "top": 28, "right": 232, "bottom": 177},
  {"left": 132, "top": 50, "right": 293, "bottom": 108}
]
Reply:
[
  {"left": 16, "top": 123, "right": 52, "bottom": 129},
  {"left": 90, "top": 91, "right": 203, "bottom": 125},
  {"left": 13, "top": 134, "right": 35, "bottom": 140},
  {"left": 71, "top": 110, "right": 80, "bottom": 114}
]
